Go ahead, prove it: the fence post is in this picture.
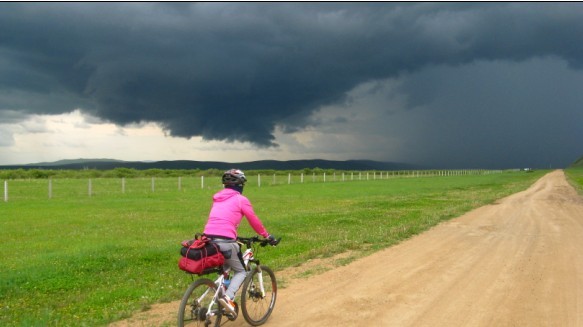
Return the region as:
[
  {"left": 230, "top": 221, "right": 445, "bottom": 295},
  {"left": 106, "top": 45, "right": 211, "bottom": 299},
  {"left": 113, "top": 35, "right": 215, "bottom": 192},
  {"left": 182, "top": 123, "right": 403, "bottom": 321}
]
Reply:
[
  {"left": 301, "top": 173, "right": 304, "bottom": 183},
  {"left": 151, "top": 177, "right": 155, "bottom": 192},
  {"left": 288, "top": 173, "right": 291, "bottom": 184},
  {"left": 201, "top": 176, "right": 204, "bottom": 189},
  {"left": 3, "top": 180, "right": 7, "bottom": 202}
]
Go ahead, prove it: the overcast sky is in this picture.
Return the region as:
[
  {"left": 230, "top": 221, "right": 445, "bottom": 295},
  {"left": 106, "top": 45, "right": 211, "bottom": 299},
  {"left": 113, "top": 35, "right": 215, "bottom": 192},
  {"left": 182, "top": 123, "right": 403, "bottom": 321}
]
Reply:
[{"left": 1, "top": 3, "right": 582, "bottom": 169}]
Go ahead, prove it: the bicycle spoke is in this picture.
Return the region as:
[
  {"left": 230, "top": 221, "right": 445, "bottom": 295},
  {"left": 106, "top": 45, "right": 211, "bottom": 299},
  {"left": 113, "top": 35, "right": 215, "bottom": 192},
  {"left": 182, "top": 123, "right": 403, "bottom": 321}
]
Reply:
[
  {"left": 241, "top": 266, "right": 277, "bottom": 326},
  {"left": 178, "top": 279, "right": 223, "bottom": 327}
]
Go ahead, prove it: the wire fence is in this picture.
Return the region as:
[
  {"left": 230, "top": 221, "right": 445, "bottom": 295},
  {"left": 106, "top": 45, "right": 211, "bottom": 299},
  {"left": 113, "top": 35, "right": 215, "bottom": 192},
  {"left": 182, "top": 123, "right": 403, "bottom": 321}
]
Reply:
[{"left": 2, "top": 169, "right": 507, "bottom": 202}]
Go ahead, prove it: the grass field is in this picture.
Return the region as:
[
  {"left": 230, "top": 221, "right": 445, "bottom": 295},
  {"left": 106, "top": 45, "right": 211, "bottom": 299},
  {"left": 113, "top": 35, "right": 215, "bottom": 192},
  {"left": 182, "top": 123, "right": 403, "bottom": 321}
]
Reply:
[
  {"left": 565, "top": 167, "right": 583, "bottom": 194},
  {"left": 0, "top": 170, "right": 548, "bottom": 326}
]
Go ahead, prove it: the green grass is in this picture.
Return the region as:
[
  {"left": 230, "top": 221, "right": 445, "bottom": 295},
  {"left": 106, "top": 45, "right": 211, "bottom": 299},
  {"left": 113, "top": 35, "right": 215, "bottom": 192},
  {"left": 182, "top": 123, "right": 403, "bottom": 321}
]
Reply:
[
  {"left": 0, "top": 170, "right": 547, "bottom": 326},
  {"left": 565, "top": 167, "right": 583, "bottom": 195}
]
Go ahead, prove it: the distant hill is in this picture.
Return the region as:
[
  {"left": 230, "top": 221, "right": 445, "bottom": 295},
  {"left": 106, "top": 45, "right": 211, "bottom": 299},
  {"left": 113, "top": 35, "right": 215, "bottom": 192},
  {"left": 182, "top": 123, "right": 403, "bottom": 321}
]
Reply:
[
  {"left": 0, "top": 158, "right": 420, "bottom": 171},
  {"left": 25, "top": 158, "right": 127, "bottom": 166}
]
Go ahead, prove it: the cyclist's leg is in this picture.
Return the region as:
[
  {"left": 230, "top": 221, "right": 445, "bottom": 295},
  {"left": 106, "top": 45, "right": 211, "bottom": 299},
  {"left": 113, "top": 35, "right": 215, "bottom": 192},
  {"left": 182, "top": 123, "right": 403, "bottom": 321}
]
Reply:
[{"left": 218, "top": 242, "right": 246, "bottom": 299}]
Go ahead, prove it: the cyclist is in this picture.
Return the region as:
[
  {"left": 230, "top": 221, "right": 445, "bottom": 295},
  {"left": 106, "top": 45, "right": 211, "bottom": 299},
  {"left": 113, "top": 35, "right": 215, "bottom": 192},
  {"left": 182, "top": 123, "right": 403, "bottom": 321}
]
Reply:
[{"left": 203, "top": 169, "right": 277, "bottom": 316}]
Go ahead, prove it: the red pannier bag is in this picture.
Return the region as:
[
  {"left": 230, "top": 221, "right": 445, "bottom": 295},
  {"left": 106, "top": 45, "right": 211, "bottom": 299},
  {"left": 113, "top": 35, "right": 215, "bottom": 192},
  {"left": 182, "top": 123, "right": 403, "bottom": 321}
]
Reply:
[{"left": 178, "top": 234, "right": 225, "bottom": 275}]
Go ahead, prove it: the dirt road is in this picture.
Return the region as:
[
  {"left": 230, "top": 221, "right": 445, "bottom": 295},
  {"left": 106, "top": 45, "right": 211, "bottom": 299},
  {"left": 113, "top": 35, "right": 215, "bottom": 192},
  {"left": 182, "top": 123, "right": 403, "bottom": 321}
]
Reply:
[{"left": 113, "top": 170, "right": 583, "bottom": 326}]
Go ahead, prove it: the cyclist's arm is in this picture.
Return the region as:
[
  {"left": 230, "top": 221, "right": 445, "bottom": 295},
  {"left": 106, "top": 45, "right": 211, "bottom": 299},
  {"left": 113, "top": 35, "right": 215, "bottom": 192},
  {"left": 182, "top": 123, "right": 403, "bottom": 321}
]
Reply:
[{"left": 239, "top": 196, "right": 269, "bottom": 238}]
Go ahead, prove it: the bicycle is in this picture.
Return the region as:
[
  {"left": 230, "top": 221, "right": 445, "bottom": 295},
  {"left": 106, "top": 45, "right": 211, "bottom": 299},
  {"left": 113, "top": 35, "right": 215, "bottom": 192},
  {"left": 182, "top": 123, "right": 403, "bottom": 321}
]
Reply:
[{"left": 178, "top": 236, "right": 280, "bottom": 326}]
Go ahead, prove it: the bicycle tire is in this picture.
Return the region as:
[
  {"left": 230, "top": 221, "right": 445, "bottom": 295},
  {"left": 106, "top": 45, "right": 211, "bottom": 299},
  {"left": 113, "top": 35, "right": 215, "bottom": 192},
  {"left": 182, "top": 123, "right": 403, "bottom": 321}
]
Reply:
[
  {"left": 178, "top": 278, "right": 223, "bottom": 327},
  {"left": 241, "top": 265, "right": 277, "bottom": 326}
]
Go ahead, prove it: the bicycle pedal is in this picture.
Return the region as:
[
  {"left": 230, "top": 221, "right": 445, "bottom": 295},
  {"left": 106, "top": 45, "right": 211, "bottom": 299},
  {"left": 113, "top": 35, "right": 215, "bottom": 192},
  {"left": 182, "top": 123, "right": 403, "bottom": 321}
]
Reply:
[{"left": 226, "top": 312, "right": 238, "bottom": 321}]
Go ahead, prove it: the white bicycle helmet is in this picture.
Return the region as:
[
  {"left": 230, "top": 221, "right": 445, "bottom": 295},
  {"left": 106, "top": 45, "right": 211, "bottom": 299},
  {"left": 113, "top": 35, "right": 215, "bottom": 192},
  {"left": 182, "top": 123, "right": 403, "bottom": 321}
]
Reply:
[{"left": 222, "top": 169, "right": 247, "bottom": 186}]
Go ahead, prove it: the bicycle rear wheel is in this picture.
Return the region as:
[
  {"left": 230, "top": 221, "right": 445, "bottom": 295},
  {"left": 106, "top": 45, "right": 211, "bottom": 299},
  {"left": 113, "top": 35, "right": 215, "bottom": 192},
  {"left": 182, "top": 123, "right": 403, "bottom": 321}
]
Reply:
[
  {"left": 178, "top": 278, "right": 223, "bottom": 327},
  {"left": 241, "top": 265, "right": 277, "bottom": 326}
]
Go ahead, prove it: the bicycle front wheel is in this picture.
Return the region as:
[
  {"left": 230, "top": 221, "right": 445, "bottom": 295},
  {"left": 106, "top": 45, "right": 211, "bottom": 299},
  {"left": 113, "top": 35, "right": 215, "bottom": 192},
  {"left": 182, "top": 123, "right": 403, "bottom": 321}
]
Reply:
[
  {"left": 178, "top": 278, "right": 223, "bottom": 327},
  {"left": 241, "top": 265, "right": 277, "bottom": 326}
]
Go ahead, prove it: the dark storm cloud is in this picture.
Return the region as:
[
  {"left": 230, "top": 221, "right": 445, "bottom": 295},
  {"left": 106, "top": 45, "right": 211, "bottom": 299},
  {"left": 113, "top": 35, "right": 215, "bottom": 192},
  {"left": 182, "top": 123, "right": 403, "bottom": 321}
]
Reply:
[
  {"left": 390, "top": 58, "right": 583, "bottom": 169},
  {"left": 1, "top": 2, "right": 582, "bottom": 150}
]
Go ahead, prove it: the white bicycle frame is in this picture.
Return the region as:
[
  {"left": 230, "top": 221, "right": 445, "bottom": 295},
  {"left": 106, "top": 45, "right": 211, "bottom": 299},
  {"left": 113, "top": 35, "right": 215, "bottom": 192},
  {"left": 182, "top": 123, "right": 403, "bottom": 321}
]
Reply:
[
  {"left": 197, "top": 244, "right": 266, "bottom": 319},
  {"left": 242, "top": 246, "right": 266, "bottom": 298}
]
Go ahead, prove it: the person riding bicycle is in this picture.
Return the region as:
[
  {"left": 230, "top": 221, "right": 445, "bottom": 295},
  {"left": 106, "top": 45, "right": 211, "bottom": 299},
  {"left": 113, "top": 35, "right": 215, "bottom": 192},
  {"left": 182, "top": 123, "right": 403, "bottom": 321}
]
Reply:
[{"left": 203, "top": 169, "right": 277, "bottom": 316}]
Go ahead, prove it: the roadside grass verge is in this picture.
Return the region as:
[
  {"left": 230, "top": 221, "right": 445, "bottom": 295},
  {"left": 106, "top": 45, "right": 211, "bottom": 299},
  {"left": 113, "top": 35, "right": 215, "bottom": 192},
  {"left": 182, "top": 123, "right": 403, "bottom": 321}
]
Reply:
[
  {"left": 565, "top": 167, "right": 583, "bottom": 195},
  {"left": 0, "top": 170, "right": 546, "bottom": 326}
]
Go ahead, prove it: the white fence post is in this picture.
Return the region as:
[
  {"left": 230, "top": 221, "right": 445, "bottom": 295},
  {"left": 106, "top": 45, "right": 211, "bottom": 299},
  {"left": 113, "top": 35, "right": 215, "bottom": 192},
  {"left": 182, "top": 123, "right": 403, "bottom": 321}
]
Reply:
[
  {"left": 301, "top": 173, "right": 304, "bottom": 183},
  {"left": 288, "top": 173, "right": 291, "bottom": 184},
  {"left": 201, "top": 176, "right": 204, "bottom": 189},
  {"left": 3, "top": 180, "right": 7, "bottom": 202},
  {"left": 151, "top": 177, "right": 155, "bottom": 192}
]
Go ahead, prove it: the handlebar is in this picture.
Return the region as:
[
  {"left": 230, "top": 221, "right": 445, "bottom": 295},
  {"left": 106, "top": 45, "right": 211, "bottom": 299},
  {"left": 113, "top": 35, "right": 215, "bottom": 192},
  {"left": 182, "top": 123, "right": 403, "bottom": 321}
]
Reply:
[{"left": 237, "top": 236, "right": 281, "bottom": 248}]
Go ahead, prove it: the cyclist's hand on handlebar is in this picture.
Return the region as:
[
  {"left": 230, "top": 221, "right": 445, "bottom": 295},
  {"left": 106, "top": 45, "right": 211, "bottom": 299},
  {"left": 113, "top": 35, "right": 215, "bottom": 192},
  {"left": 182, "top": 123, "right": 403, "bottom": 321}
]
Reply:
[{"left": 267, "top": 234, "right": 280, "bottom": 246}]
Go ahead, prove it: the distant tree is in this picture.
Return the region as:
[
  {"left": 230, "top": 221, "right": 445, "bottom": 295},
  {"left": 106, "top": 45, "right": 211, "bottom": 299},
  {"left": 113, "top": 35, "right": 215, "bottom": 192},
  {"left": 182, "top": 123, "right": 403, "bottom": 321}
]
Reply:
[{"left": 104, "top": 168, "right": 138, "bottom": 178}]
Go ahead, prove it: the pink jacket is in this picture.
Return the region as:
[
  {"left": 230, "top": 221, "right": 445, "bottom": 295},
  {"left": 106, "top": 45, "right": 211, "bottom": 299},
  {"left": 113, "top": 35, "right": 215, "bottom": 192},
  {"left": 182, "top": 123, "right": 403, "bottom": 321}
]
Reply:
[{"left": 203, "top": 188, "right": 269, "bottom": 239}]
